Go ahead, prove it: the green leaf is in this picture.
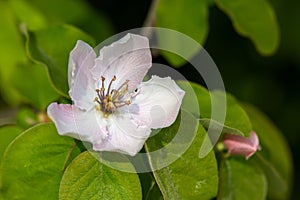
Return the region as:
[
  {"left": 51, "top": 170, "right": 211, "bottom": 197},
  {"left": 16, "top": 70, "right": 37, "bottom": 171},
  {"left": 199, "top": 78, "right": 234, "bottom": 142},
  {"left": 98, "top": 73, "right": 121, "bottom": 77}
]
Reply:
[
  {"left": 59, "top": 151, "right": 142, "bottom": 200},
  {"left": 243, "top": 104, "right": 293, "bottom": 199},
  {"left": 145, "top": 111, "right": 218, "bottom": 200},
  {"left": 11, "top": 63, "right": 60, "bottom": 110},
  {"left": 21, "top": 24, "right": 95, "bottom": 96},
  {"left": 0, "top": 125, "right": 23, "bottom": 161},
  {"left": 178, "top": 80, "right": 252, "bottom": 136},
  {"left": 22, "top": 0, "right": 114, "bottom": 42},
  {"left": 215, "top": 0, "right": 279, "bottom": 55},
  {"left": 218, "top": 157, "right": 267, "bottom": 200},
  {"left": 0, "top": 1, "right": 27, "bottom": 104},
  {"left": 0, "top": 123, "right": 80, "bottom": 199},
  {"left": 156, "top": 0, "right": 209, "bottom": 66},
  {"left": 8, "top": 0, "right": 47, "bottom": 30}
]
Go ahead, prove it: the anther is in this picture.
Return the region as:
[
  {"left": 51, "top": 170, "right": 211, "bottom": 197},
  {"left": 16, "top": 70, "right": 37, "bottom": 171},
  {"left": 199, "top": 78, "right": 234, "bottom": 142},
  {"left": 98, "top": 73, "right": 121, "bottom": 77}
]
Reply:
[
  {"left": 94, "top": 97, "right": 101, "bottom": 104},
  {"left": 94, "top": 75, "right": 132, "bottom": 115},
  {"left": 126, "top": 100, "right": 131, "bottom": 105}
]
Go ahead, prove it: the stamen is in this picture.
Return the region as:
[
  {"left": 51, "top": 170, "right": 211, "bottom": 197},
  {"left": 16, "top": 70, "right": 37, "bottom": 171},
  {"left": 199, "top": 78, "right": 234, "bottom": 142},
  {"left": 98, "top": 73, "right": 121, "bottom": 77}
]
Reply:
[
  {"left": 94, "top": 75, "right": 132, "bottom": 116},
  {"left": 101, "top": 76, "right": 105, "bottom": 97},
  {"left": 116, "top": 80, "right": 129, "bottom": 92},
  {"left": 114, "top": 99, "right": 131, "bottom": 108},
  {"left": 111, "top": 89, "right": 117, "bottom": 95},
  {"left": 94, "top": 97, "right": 101, "bottom": 104},
  {"left": 106, "top": 75, "right": 116, "bottom": 96},
  {"left": 112, "top": 80, "right": 129, "bottom": 100}
]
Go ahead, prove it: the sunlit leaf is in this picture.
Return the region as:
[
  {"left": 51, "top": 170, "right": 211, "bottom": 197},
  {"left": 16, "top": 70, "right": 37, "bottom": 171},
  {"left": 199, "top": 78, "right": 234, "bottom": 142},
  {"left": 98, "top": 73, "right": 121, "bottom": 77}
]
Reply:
[
  {"left": 156, "top": 0, "right": 209, "bottom": 66},
  {"left": 0, "top": 125, "right": 23, "bottom": 161},
  {"left": 22, "top": 24, "right": 95, "bottom": 96},
  {"left": 0, "top": 123, "right": 80, "bottom": 199},
  {"left": 243, "top": 104, "right": 293, "bottom": 199},
  {"left": 59, "top": 151, "right": 142, "bottom": 200},
  {"left": 8, "top": 0, "right": 47, "bottom": 30},
  {"left": 11, "top": 63, "right": 60, "bottom": 110},
  {"left": 0, "top": 1, "right": 27, "bottom": 104},
  {"left": 145, "top": 111, "right": 218, "bottom": 199},
  {"left": 218, "top": 157, "right": 267, "bottom": 200},
  {"left": 216, "top": 0, "right": 279, "bottom": 55},
  {"left": 20, "top": 0, "right": 113, "bottom": 42}
]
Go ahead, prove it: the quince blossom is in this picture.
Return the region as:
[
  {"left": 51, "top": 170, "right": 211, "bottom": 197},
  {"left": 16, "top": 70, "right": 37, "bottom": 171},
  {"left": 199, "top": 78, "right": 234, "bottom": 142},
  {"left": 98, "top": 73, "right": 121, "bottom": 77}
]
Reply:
[
  {"left": 223, "top": 131, "right": 261, "bottom": 159},
  {"left": 47, "top": 33, "right": 185, "bottom": 156}
]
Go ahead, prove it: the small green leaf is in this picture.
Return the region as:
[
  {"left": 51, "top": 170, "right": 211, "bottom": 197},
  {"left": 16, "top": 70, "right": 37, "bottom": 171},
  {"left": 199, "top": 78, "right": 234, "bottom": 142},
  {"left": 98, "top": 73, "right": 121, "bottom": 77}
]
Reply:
[
  {"left": 22, "top": 24, "right": 95, "bottom": 96},
  {"left": 243, "top": 104, "right": 293, "bottom": 199},
  {"left": 0, "top": 123, "right": 80, "bottom": 199},
  {"left": 0, "top": 125, "right": 23, "bottom": 161},
  {"left": 11, "top": 63, "right": 60, "bottom": 110},
  {"left": 218, "top": 157, "right": 267, "bottom": 200},
  {"left": 59, "top": 151, "right": 142, "bottom": 200},
  {"left": 216, "top": 0, "right": 279, "bottom": 55},
  {"left": 178, "top": 80, "right": 252, "bottom": 136},
  {"left": 146, "top": 111, "right": 218, "bottom": 200},
  {"left": 156, "top": 0, "right": 209, "bottom": 66}
]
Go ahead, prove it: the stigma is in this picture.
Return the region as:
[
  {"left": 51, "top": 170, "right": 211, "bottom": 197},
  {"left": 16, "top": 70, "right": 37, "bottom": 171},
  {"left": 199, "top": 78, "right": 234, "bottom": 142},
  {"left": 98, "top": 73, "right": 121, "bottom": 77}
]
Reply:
[{"left": 94, "top": 75, "right": 131, "bottom": 117}]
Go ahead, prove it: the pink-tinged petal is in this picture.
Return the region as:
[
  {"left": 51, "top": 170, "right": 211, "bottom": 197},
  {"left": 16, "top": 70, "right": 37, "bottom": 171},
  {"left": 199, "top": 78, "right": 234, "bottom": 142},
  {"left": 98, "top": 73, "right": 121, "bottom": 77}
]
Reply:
[
  {"left": 68, "top": 40, "right": 97, "bottom": 110},
  {"left": 93, "top": 114, "right": 151, "bottom": 156},
  {"left": 130, "top": 76, "right": 185, "bottom": 129},
  {"left": 47, "top": 103, "right": 107, "bottom": 144},
  {"left": 249, "top": 130, "right": 260, "bottom": 149},
  {"left": 92, "top": 33, "right": 151, "bottom": 92},
  {"left": 223, "top": 131, "right": 260, "bottom": 159}
]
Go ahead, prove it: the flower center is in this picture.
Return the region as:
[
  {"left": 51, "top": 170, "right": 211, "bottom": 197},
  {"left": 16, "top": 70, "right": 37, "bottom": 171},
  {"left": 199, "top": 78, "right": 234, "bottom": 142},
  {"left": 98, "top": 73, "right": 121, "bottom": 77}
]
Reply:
[{"left": 94, "top": 75, "right": 131, "bottom": 117}]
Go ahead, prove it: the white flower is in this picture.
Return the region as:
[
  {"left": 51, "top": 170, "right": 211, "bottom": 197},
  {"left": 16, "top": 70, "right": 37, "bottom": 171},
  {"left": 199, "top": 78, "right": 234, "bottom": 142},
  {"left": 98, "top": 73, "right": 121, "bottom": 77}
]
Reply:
[{"left": 47, "top": 33, "right": 185, "bottom": 156}]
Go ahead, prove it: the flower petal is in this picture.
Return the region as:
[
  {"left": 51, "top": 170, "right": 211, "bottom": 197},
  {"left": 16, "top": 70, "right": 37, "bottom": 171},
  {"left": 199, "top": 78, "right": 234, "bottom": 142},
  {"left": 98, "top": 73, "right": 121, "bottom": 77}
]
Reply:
[
  {"left": 68, "top": 40, "right": 97, "bottom": 110},
  {"left": 47, "top": 103, "right": 107, "bottom": 144},
  {"left": 129, "top": 76, "right": 185, "bottom": 129},
  {"left": 223, "top": 131, "right": 260, "bottom": 159},
  {"left": 92, "top": 33, "right": 151, "bottom": 92},
  {"left": 249, "top": 130, "right": 260, "bottom": 149},
  {"left": 93, "top": 114, "right": 151, "bottom": 156}
]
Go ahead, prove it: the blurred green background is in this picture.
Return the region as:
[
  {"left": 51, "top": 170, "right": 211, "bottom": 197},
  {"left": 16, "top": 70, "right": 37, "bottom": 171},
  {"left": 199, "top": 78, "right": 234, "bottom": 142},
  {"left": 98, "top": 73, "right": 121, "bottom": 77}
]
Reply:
[{"left": 0, "top": 0, "right": 299, "bottom": 199}]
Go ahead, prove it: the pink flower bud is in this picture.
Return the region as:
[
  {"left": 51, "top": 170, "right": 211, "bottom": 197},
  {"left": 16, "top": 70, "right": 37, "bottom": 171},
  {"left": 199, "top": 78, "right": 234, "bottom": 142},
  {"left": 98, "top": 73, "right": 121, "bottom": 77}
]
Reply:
[{"left": 223, "top": 131, "right": 260, "bottom": 159}]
